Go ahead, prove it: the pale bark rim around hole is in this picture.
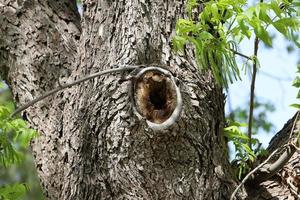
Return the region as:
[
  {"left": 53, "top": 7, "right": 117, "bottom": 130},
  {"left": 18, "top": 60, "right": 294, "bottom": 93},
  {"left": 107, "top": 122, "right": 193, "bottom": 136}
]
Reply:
[{"left": 132, "top": 66, "right": 183, "bottom": 131}]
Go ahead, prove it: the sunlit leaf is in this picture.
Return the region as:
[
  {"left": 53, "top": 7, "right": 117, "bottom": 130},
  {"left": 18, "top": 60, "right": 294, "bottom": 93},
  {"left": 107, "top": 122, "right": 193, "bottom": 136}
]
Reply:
[
  {"left": 0, "top": 184, "right": 27, "bottom": 200},
  {"left": 290, "top": 103, "right": 300, "bottom": 109}
]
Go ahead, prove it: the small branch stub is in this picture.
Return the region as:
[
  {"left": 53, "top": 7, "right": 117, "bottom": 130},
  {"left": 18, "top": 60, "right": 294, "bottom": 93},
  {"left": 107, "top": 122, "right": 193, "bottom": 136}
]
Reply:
[{"left": 131, "top": 66, "right": 183, "bottom": 131}]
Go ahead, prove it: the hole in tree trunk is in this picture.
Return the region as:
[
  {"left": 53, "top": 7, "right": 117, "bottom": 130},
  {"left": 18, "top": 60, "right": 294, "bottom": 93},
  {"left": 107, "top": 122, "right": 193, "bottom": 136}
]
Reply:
[
  {"left": 149, "top": 80, "right": 167, "bottom": 110},
  {"left": 134, "top": 70, "right": 177, "bottom": 124}
]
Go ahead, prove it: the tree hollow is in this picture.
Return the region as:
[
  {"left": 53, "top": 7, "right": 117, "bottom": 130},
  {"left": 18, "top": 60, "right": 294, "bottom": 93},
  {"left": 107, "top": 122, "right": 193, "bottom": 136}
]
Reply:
[{"left": 134, "top": 68, "right": 178, "bottom": 124}]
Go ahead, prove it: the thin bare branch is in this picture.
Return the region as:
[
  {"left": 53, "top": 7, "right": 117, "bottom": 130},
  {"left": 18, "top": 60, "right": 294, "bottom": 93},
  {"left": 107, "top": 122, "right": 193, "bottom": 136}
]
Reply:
[
  {"left": 232, "top": 112, "right": 300, "bottom": 197},
  {"left": 229, "top": 48, "right": 252, "bottom": 60},
  {"left": 230, "top": 148, "right": 279, "bottom": 200},
  {"left": 247, "top": 37, "right": 260, "bottom": 150},
  {"left": 11, "top": 65, "right": 139, "bottom": 117}
]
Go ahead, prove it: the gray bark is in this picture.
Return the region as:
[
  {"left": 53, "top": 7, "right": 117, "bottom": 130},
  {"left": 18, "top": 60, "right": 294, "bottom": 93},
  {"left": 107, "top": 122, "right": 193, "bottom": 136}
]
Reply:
[
  {"left": 0, "top": 0, "right": 81, "bottom": 198},
  {"left": 1, "top": 0, "right": 297, "bottom": 200},
  {"left": 1, "top": 0, "right": 236, "bottom": 199},
  {"left": 245, "top": 112, "right": 300, "bottom": 200}
]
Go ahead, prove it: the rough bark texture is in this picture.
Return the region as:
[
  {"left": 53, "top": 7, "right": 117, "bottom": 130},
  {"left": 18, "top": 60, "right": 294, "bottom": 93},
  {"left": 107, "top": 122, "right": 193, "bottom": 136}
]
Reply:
[
  {"left": 1, "top": 0, "right": 237, "bottom": 199},
  {"left": 0, "top": 0, "right": 81, "bottom": 198},
  {"left": 245, "top": 112, "right": 300, "bottom": 200},
  {"left": 1, "top": 0, "right": 298, "bottom": 200}
]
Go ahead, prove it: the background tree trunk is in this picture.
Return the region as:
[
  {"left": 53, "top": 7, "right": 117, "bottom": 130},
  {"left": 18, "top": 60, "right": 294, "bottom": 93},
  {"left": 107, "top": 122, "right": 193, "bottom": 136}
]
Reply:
[
  {"left": 1, "top": 0, "right": 298, "bottom": 199},
  {"left": 245, "top": 113, "right": 300, "bottom": 200}
]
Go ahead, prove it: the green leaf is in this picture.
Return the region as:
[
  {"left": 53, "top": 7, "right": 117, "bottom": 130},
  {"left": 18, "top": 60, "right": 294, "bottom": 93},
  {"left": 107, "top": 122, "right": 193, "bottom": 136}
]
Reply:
[
  {"left": 293, "top": 77, "right": 300, "bottom": 88},
  {"left": 270, "top": 0, "right": 282, "bottom": 17},
  {"left": 187, "top": 0, "right": 198, "bottom": 15},
  {"left": 172, "top": 36, "right": 187, "bottom": 52},
  {"left": 0, "top": 106, "right": 11, "bottom": 119},
  {"left": 237, "top": 15, "right": 252, "bottom": 39},
  {"left": 258, "top": 4, "right": 272, "bottom": 24},
  {"left": 211, "top": 3, "right": 220, "bottom": 21},
  {"left": 254, "top": 23, "right": 272, "bottom": 46},
  {"left": 275, "top": 17, "right": 300, "bottom": 30},
  {"left": 198, "top": 31, "right": 214, "bottom": 40},
  {"left": 290, "top": 103, "right": 300, "bottom": 109},
  {"left": 0, "top": 184, "right": 27, "bottom": 200},
  {"left": 176, "top": 19, "right": 196, "bottom": 34},
  {"left": 273, "top": 18, "right": 300, "bottom": 38},
  {"left": 273, "top": 20, "right": 288, "bottom": 35},
  {"left": 245, "top": 7, "right": 255, "bottom": 19}
]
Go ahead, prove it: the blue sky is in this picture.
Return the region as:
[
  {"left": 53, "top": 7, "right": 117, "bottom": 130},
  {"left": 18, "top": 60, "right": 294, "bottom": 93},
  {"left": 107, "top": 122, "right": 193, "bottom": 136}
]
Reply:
[{"left": 226, "top": 30, "right": 299, "bottom": 147}]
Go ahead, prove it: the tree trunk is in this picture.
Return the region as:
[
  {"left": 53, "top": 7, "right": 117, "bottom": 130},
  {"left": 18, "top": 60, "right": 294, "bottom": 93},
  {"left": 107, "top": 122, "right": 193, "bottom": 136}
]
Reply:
[
  {"left": 245, "top": 112, "right": 300, "bottom": 200},
  {"left": 0, "top": 0, "right": 298, "bottom": 199}
]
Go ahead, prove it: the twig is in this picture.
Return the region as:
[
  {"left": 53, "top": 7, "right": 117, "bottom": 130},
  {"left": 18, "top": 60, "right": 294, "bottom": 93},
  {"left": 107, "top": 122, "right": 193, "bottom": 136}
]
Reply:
[
  {"left": 291, "top": 142, "right": 300, "bottom": 152},
  {"left": 11, "top": 65, "right": 138, "bottom": 117},
  {"left": 230, "top": 148, "right": 279, "bottom": 200},
  {"left": 229, "top": 48, "right": 252, "bottom": 60},
  {"left": 247, "top": 37, "right": 260, "bottom": 150},
  {"left": 226, "top": 16, "right": 237, "bottom": 36}
]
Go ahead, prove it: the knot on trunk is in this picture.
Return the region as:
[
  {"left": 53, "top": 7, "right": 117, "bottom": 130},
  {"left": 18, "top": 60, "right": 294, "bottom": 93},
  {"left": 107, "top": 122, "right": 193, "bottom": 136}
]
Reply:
[{"left": 132, "top": 66, "right": 182, "bottom": 130}]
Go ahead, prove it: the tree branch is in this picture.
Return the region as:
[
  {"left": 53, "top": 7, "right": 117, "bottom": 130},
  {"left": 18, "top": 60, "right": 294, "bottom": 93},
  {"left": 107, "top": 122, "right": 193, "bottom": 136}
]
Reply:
[
  {"left": 230, "top": 148, "right": 279, "bottom": 200},
  {"left": 11, "top": 65, "right": 139, "bottom": 117},
  {"left": 246, "top": 111, "right": 300, "bottom": 184},
  {"left": 247, "top": 37, "right": 260, "bottom": 150},
  {"left": 229, "top": 48, "right": 252, "bottom": 60},
  {"left": 231, "top": 111, "right": 300, "bottom": 199}
]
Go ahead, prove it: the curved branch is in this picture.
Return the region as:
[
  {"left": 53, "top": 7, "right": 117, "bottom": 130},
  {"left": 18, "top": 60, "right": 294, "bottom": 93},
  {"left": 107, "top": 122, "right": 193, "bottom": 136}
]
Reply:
[
  {"left": 11, "top": 65, "right": 139, "bottom": 117},
  {"left": 231, "top": 111, "right": 300, "bottom": 199},
  {"left": 247, "top": 112, "right": 300, "bottom": 184},
  {"left": 230, "top": 148, "right": 280, "bottom": 200},
  {"left": 229, "top": 49, "right": 252, "bottom": 60}
]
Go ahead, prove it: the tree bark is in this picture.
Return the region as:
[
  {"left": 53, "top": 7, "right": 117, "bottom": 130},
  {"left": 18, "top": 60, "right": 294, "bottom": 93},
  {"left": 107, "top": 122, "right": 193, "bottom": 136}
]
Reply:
[
  {"left": 245, "top": 112, "right": 300, "bottom": 200},
  {"left": 0, "top": 0, "right": 298, "bottom": 200}
]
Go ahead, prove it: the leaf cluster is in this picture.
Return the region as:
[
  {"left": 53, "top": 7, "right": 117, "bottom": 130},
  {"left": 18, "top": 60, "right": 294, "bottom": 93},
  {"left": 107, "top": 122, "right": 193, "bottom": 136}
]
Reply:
[
  {"left": 0, "top": 184, "right": 27, "bottom": 200},
  {"left": 0, "top": 83, "right": 38, "bottom": 200},
  {"left": 224, "top": 122, "right": 255, "bottom": 179},
  {"left": 0, "top": 103, "right": 38, "bottom": 167},
  {"left": 173, "top": 0, "right": 300, "bottom": 87},
  {"left": 291, "top": 64, "right": 300, "bottom": 109},
  {"left": 224, "top": 121, "right": 268, "bottom": 179}
]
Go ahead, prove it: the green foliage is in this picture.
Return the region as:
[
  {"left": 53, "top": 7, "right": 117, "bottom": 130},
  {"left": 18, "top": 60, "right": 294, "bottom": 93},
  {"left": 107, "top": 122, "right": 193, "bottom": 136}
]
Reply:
[
  {"left": 174, "top": 0, "right": 300, "bottom": 179},
  {"left": 224, "top": 121, "right": 268, "bottom": 179},
  {"left": 0, "top": 103, "right": 38, "bottom": 167},
  {"left": 0, "top": 154, "right": 45, "bottom": 200},
  {"left": 224, "top": 122, "right": 256, "bottom": 179},
  {"left": 0, "top": 82, "right": 40, "bottom": 199},
  {"left": 0, "top": 184, "right": 27, "bottom": 200},
  {"left": 173, "top": 0, "right": 300, "bottom": 87},
  {"left": 226, "top": 99, "right": 275, "bottom": 179},
  {"left": 291, "top": 64, "right": 300, "bottom": 109},
  {"left": 228, "top": 99, "right": 276, "bottom": 135}
]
